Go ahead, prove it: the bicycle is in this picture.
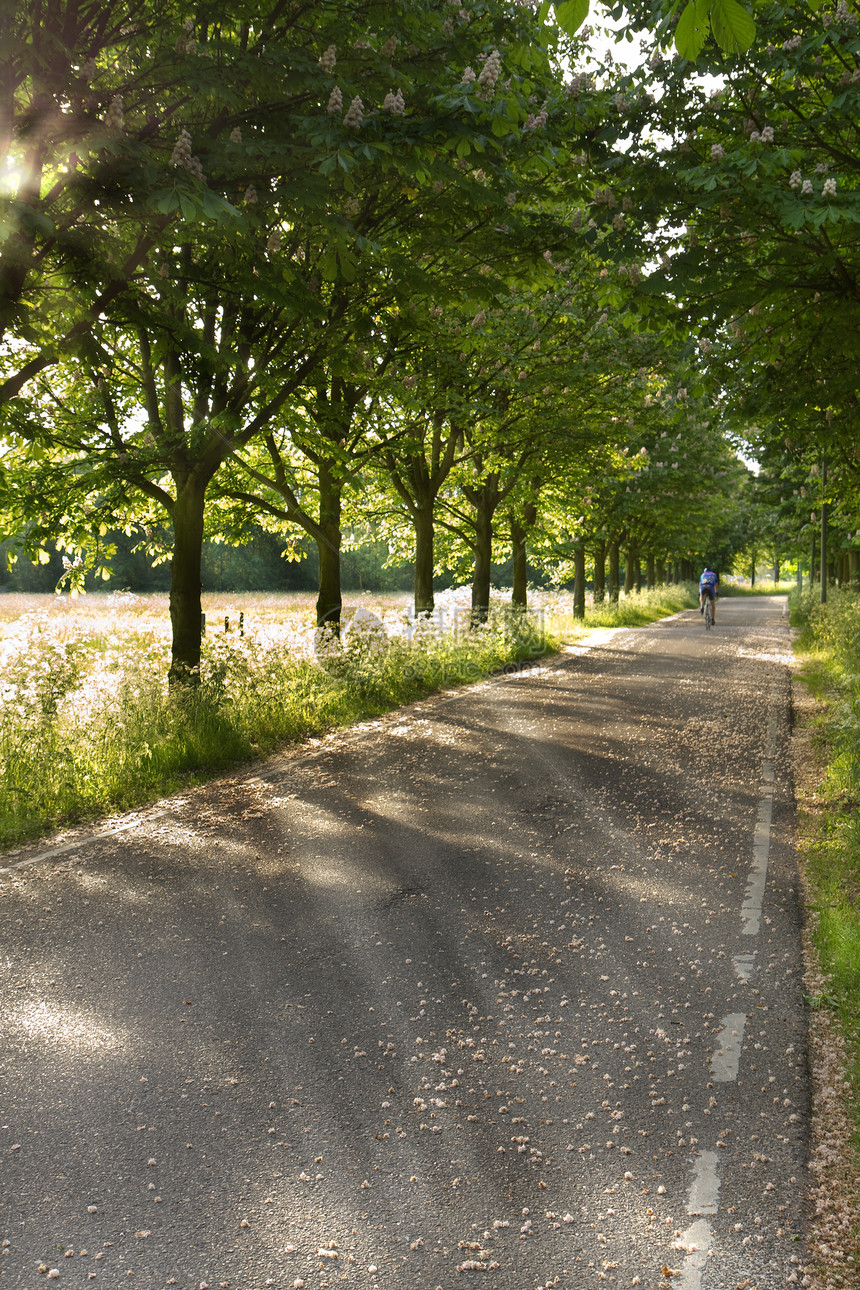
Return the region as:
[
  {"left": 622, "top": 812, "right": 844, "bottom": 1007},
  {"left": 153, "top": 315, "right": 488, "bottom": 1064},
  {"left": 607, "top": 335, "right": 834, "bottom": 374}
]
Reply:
[{"left": 703, "top": 598, "right": 714, "bottom": 630}]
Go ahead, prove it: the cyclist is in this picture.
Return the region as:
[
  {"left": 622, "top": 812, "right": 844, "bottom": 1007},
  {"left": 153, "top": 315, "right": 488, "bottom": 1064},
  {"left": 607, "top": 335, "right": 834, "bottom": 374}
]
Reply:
[{"left": 699, "top": 566, "right": 718, "bottom": 623}]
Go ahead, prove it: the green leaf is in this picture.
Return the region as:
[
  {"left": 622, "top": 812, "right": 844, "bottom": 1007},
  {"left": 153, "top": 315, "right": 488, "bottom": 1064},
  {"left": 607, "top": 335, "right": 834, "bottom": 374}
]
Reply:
[
  {"left": 675, "top": 0, "right": 710, "bottom": 59},
  {"left": 709, "top": 0, "right": 755, "bottom": 53},
  {"left": 178, "top": 191, "right": 198, "bottom": 221},
  {"left": 320, "top": 247, "right": 338, "bottom": 281},
  {"left": 554, "top": 0, "right": 590, "bottom": 37},
  {"left": 337, "top": 248, "right": 357, "bottom": 282}
]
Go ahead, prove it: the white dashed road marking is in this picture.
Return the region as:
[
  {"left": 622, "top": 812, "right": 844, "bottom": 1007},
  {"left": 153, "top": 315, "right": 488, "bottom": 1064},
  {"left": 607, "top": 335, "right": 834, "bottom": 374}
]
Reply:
[
  {"left": 741, "top": 711, "right": 778, "bottom": 936},
  {"left": 681, "top": 703, "right": 779, "bottom": 1286},
  {"left": 710, "top": 1013, "right": 748, "bottom": 1083}
]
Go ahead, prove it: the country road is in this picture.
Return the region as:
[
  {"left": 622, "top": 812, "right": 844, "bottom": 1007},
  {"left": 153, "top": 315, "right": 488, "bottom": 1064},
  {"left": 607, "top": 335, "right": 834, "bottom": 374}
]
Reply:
[{"left": 0, "top": 595, "right": 807, "bottom": 1290}]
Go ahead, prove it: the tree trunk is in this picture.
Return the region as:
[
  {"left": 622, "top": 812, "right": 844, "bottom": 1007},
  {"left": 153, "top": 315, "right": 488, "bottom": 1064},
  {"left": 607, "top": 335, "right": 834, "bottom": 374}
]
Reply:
[
  {"left": 850, "top": 549, "right": 860, "bottom": 590},
  {"left": 646, "top": 554, "right": 655, "bottom": 589},
  {"left": 656, "top": 558, "right": 665, "bottom": 585},
  {"left": 608, "top": 542, "right": 620, "bottom": 603},
  {"left": 624, "top": 548, "right": 636, "bottom": 595},
  {"left": 573, "top": 543, "right": 586, "bottom": 620},
  {"left": 810, "top": 536, "right": 817, "bottom": 585},
  {"left": 471, "top": 495, "right": 494, "bottom": 626},
  {"left": 773, "top": 554, "right": 780, "bottom": 583},
  {"left": 413, "top": 504, "right": 435, "bottom": 617},
  {"left": 169, "top": 472, "right": 208, "bottom": 686},
  {"left": 316, "top": 460, "right": 343, "bottom": 630},
  {"left": 593, "top": 540, "right": 606, "bottom": 604},
  {"left": 511, "top": 516, "right": 529, "bottom": 611}
]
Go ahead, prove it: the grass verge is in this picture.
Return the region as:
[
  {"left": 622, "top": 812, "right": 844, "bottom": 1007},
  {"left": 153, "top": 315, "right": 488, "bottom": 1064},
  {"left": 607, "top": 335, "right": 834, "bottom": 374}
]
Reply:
[
  {"left": 790, "top": 587, "right": 860, "bottom": 1284},
  {"left": 0, "top": 585, "right": 693, "bottom": 853}
]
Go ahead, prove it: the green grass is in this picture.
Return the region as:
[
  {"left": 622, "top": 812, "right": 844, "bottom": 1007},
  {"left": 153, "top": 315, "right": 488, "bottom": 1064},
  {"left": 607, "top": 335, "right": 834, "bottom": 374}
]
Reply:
[
  {"left": 790, "top": 587, "right": 860, "bottom": 1128},
  {"left": 0, "top": 607, "right": 558, "bottom": 850},
  {"left": 554, "top": 583, "right": 699, "bottom": 633},
  {"left": 720, "top": 579, "right": 796, "bottom": 597}
]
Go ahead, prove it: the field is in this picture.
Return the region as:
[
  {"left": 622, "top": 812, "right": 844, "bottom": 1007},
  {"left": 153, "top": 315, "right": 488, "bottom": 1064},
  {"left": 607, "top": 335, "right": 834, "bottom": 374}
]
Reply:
[{"left": 0, "top": 584, "right": 696, "bottom": 849}]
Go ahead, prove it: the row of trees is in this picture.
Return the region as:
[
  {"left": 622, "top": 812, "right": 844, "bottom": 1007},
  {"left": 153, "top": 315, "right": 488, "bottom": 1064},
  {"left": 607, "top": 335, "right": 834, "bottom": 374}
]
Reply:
[{"left": 1, "top": 0, "right": 756, "bottom": 685}]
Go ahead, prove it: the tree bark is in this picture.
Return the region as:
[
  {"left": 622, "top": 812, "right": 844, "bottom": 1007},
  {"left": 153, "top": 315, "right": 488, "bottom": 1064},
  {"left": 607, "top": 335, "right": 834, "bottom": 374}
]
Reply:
[
  {"left": 593, "top": 540, "right": 606, "bottom": 604},
  {"left": 608, "top": 542, "right": 620, "bottom": 603},
  {"left": 169, "top": 472, "right": 208, "bottom": 686},
  {"left": 316, "top": 459, "right": 343, "bottom": 630},
  {"left": 646, "top": 554, "right": 655, "bottom": 589},
  {"left": 573, "top": 543, "right": 586, "bottom": 620},
  {"left": 850, "top": 549, "right": 860, "bottom": 590},
  {"left": 656, "top": 559, "right": 666, "bottom": 585}
]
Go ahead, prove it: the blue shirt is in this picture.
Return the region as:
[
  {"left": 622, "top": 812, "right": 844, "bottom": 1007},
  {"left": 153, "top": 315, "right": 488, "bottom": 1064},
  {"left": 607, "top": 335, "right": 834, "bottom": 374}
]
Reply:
[{"left": 700, "top": 571, "right": 717, "bottom": 592}]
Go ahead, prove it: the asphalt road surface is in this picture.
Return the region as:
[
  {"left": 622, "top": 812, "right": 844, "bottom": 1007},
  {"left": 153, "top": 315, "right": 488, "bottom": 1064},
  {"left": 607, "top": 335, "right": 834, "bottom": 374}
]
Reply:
[{"left": 0, "top": 595, "right": 807, "bottom": 1290}]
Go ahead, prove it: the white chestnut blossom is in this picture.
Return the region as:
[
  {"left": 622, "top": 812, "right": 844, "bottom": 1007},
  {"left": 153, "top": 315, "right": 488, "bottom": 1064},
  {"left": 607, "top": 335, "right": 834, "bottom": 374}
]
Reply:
[
  {"left": 823, "top": 176, "right": 837, "bottom": 196},
  {"left": 343, "top": 96, "right": 364, "bottom": 129},
  {"left": 243, "top": 183, "right": 258, "bottom": 203},
  {"left": 710, "top": 143, "right": 725, "bottom": 160},
  {"left": 477, "top": 48, "right": 501, "bottom": 98},
  {"left": 104, "top": 95, "right": 123, "bottom": 130},
  {"left": 170, "top": 127, "right": 204, "bottom": 180},
  {"left": 789, "top": 169, "right": 802, "bottom": 189},
  {"left": 383, "top": 88, "right": 405, "bottom": 115},
  {"left": 319, "top": 44, "right": 336, "bottom": 72},
  {"left": 524, "top": 105, "right": 548, "bottom": 130},
  {"left": 461, "top": 66, "right": 476, "bottom": 83},
  {"left": 229, "top": 126, "right": 242, "bottom": 143},
  {"left": 327, "top": 86, "right": 343, "bottom": 115},
  {"left": 379, "top": 34, "right": 398, "bottom": 58},
  {"left": 802, "top": 178, "right": 813, "bottom": 194}
]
